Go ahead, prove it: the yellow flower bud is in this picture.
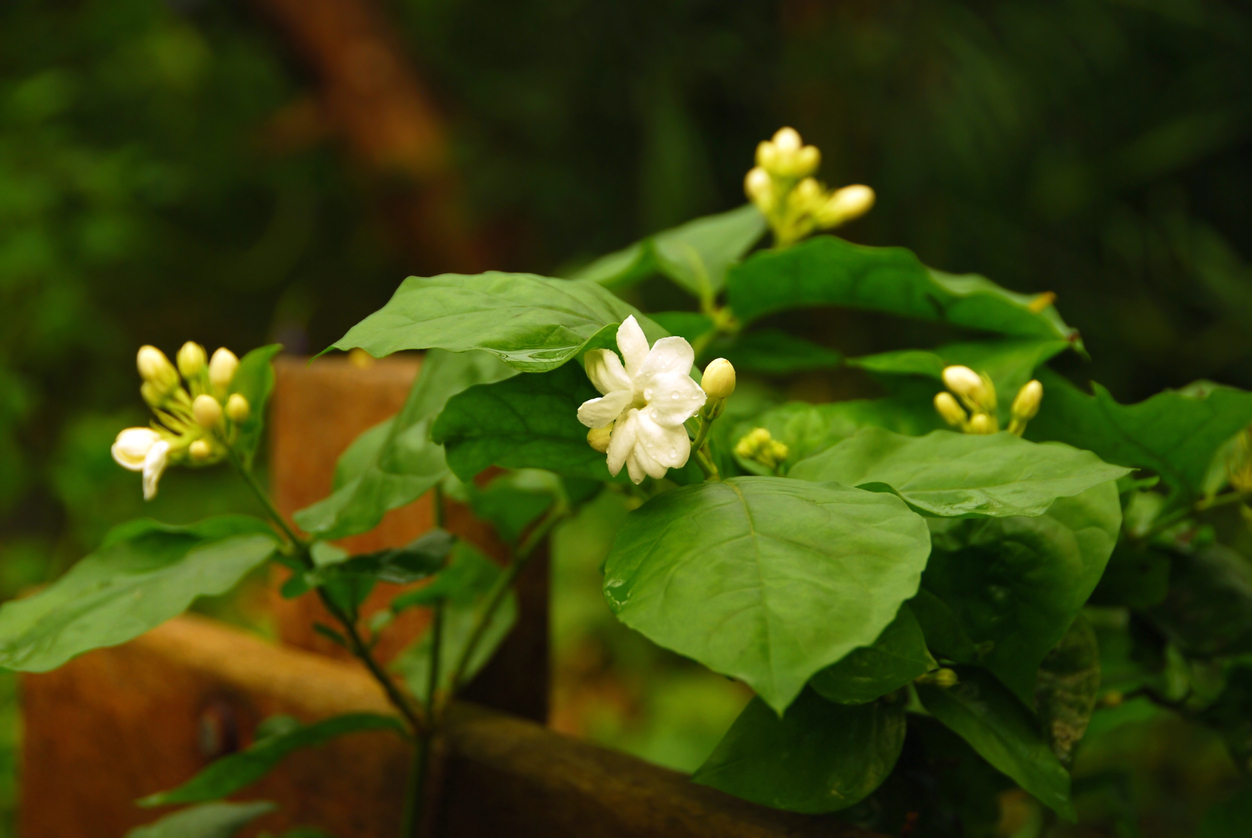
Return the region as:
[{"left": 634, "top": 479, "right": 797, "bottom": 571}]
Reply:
[
  {"left": 792, "top": 177, "right": 823, "bottom": 211},
  {"left": 208, "top": 348, "right": 239, "bottom": 395},
  {"left": 934, "top": 392, "right": 967, "bottom": 428},
  {"left": 193, "top": 394, "right": 222, "bottom": 429},
  {"left": 942, "top": 365, "right": 985, "bottom": 402},
  {"left": 137, "top": 346, "right": 179, "bottom": 391},
  {"left": 816, "top": 184, "right": 876, "bottom": 228},
  {"left": 967, "top": 413, "right": 995, "bottom": 435},
  {"left": 702, "top": 358, "right": 736, "bottom": 401},
  {"left": 769, "top": 439, "right": 790, "bottom": 464},
  {"left": 930, "top": 668, "right": 959, "bottom": 689},
  {"left": 587, "top": 426, "right": 612, "bottom": 453},
  {"left": 176, "top": 341, "right": 207, "bottom": 378},
  {"left": 772, "top": 127, "right": 802, "bottom": 155},
  {"left": 1011, "top": 380, "right": 1043, "bottom": 421},
  {"left": 189, "top": 439, "right": 212, "bottom": 462},
  {"left": 226, "top": 393, "right": 251, "bottom": 424},
  {"left": 755, "top": 140, "right": 778, "bottom": 172}
]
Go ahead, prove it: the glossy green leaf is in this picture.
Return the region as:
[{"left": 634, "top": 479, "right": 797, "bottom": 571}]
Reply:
[
  {"left": 603, "top": 477, "right": 932, "bottom": 712},
  {"left": 1034, "top": 616, "right": 1100, "bottom": 767},
  {"left": 0, "top": 516, "right": 277, "bottom": 672},
  {"left": 464, "top": 470, "right": 561, "bottom": 543},
  {"left": 329, "top": 272, "right": 665, "bottom": 372},
  {"left": 693, "top": 689, "right": 906, "bottom": 813},
  {"left": 126, "top": 802, "right": 276, "bottom": 838},
  {"left": 719, "top": 329, "right": 843, "bottom": 374},
  {"left": 732, "top": 399, "right": 941, "bottom": 471},
  {"left": 908, "top": 588, "right": 980, "bottom": 665},
  {"left": 1149, "top": 544, "right": 1252, "bottom": 657},
  {"left": 140, "top": 713, "right": 406, "bottom": 806},
  {"left": 1027, "top": 372, "right": 1252, "bottom": 498},
  {"left": 726, "top": 236, "right": 1078, "bottom": 343},
  {"left": 432, "top": 362, "right": 616, "bottom": 482},
  {"left": 392, "top": 541, "right": 517, "bottom": 702},
  {"left": 918, "top": 667, "right": 1074, "bottom": 820},
  {"left": 284, "top": 530, "right": 455, "bottom": 613},
  {"left": 293, "top": 350, "right": 514, "bottom": 541},
  {"left": 228, "top": 344, "right": 282, "bottom": 469},
  {"left": 575, "top": 205, "right": 766, "bottom": 299},
  {"left": 790, "top": 428, "right": 1130, "bottom": 518},
  {"left": 848, "top": 338, "right": 1070, "bottom": 413},
  {"left": 809, "top": 605, "right": 935, "bottom": 704},
  {"left": 922, "top": 482, "right": 1121, "bottom": 702}
]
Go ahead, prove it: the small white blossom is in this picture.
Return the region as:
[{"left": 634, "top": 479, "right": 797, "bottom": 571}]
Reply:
[
  {"left": 111, "top": 427, "right": 170, "bottom": 500},
  {"left": 142, "top": 440, "right": 170, "bottom": 500},
  {"left": 577, "top": 316, "right": 707, "bottom": 484}
]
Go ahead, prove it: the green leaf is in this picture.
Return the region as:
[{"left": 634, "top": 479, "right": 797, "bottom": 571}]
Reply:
[
  {"left": 908, "top": 588, "right": 980, "bottom": 665},
  {"left": 922, "top": 482, "right": 1122, "bottom": 702},
  {"left": 0, "top": 516, "right": 277, "bottom": 672},
  {"left": 790, "top": 428, "right": 1131, "bottom": 518},
  {"left": 1034, "top": 615, "right": 1100, "bottom": 767},
  {"left": 287, "top": 530, "right": 455, "bottom": 614},
  {"left": 1027, "top": 372, "right": 1252, "bottom": 498},
  {"left": 432, "top": 362, "right": 616, "bottom": 482},
  {"left": 126, "top": 802, "right": 276, "bottom": 838},
  {"left": 809, "top": 605, "right": 935, "bottom": 704},
  {"left": 1089, "top": 543, "right": 1171, "bottom": 608},
  {"left": 464, "top": 470, "right": 561, "bottom": 543},
  {"left": 602, "top": 477, "right": 932, "bottom": 712},
  {"left": 693, "top": 689, "right": 906, "bottom": 814},
  {"left": 848, "top": 338, "right": 1070, "bottom": 414},
  {"left": 917, "top": 667, "right": 1075, "bottom": 820},
  {"left": 648, "top": 312, "right": 715, "bottom": 344},
  {"left": 329, "top": 272, "right": 665, "bottom": 372},
  {"left": 293, "top": 350, "right": 514, "bottom": 541},
  {"left": 575, "top": 205, "right": 766, "bottom": 299},
  {"left": 139, "top": 713, "right": 406, "bottom": 806},
  {"left": 1201, "top": 787, "right": 1252, "bottom": 838},
  {"left": 1199, "top": 665, "right": 1252, "bottom": 778},
  {"left": 732, "top": 399, "right": 941, "bottom": 470},
  {"left": 228, "top": 344, "right": 282, "bottom": 469},
  {"left": 719, "top": 330, "right": 843, "bottom": 374},
  {"left": 1149, "top": 544, "right": 1252, "bottom": 657},
  {"left": 726, "top": 236, "right": 1079, "bottom": 344},
  {"left": 392, "top": 542, "right": 517, "bottom": 703}
]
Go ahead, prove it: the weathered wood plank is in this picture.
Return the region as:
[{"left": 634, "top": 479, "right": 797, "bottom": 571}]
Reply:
[{"left": 22, "top": 616, "right": 881, "bottom": 838}]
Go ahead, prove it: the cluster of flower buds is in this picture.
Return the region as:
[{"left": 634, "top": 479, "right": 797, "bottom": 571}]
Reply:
[
  {"left": 744, "top": 127, "right": 876, "bottom": 247},
  {"left": 734, "top": 427, "right": 790, "bottom": 472},
  {"left": 933, "top": 365, "right": 1042, "bottom": 437},
  {"left": 112, "top": 342, "right": 250, "bottom": 499}
]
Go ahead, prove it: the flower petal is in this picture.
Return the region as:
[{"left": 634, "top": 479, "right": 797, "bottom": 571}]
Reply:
[
  {"left": 641, "top": 372, "right": 706, "bottom": 427},
  {"left": 584, "top": 349, "right": 631, "bottom": 396},
  {"left": 625, "top": 450, "right": 646, "bottom": 484},
  {"left": 577, "top": 389, "right": 632, "bottom": 429},
  {"left": 636, "top": 411, "right": 692, "bottom": 469},
  {"left": 112, "top": 427, "right": 160, "bottom": 471},
  {"left": 616, "top": 316, "right": 650, "bottom": 378},
  {"left": 631, "top": 443, "right": 670, "bottom": 480},
  {"left": 606, "top": 409, "right": 639, "bottom": 477},
  {"left": 638, "top": 336, "right": 695, "bottom": 382},
  {"left": 142, "top": 440, "right": 170, "bottom": 501}
]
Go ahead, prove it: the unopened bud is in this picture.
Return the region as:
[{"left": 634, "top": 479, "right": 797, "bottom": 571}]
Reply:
[
  {"left": 189, "top": 439, "right": 212, "bottom": 462},
  {"left": 930, "top": 668, "right": 959, "bottom": 689},
  {"left": 792, "top": 177, "right": 823, "bottom": 210},
  {"left": 934, "top": 392, "right": 967, "bottom": 428},
  {"left": 1011, "top": 380, "right": 1043, "bottom": 421},
  {"left": 735, "top": 427, "right": 773, "bottom": 460},
  {"left": 208, "top": 348, "right": 239, "bottom": 395},
  {"left": 587, "top": 426, "right": 612, "bottom": 454},
  {"left": 769, "top": 440, "right": 790, "bottom": 464},
  {"left": 225, "top": 393, "right": 251, "bottom": 424},
  {"left": 772, "top": 127, "right": 801, "bottom": 155},
  {"left": 1099, "top": 690, "right": 1124, "bottom": 709},
  {"left": 176, "top": 342, "right": 207, "bottom": 378},
  {"left": 967, "top": 413, "right": 995, "bottom": 435},
  {"left": 816, "top": 185, "right": 875, "bottom": 228},
  {"left": 193, "top": 394, "right": 222, "bottom": 429},
  {"left": 702, "top": 359, "right": 736, "bottom": 401},
  {"left": 745, "top": 167, "right": 772, "bottom": 206},
  {"left": 942, "top": 366, "right": 985, "bottom": 401},
  {"left": 137, "top": 346, "right": 179, "bottom": 391}
]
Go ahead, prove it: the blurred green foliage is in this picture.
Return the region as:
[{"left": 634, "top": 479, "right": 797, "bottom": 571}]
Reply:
[{"left": 1, "top": 0, "right": 1251, "bottom": 835}]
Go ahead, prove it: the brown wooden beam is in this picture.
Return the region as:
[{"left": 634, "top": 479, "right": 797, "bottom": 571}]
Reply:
[{"left": 22, "top": 616, "right": 881, "bottom": 838}]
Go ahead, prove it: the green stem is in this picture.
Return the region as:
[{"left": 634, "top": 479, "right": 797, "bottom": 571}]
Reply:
[
  {"left": 444, "top": 504, "right": 566, "bottom": 697},
  {"left": 402, "top": 601, "right": 443, "bottom": 838},
  {"left": 226, "top": 454, "right": 426, "bottom": 736},
  {"left": 694, "top": 446, "right": 720, "bottom": 481},
  {"left": 1195, "top": 489, "right": 1249, "bottom": 512}
]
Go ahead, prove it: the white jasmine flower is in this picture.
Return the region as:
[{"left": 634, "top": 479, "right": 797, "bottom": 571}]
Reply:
[
  {"left": 110, "top": 427, "right": 170, "bottom": 500},
  {"left": 577, "top": 316, "right": 707, "bottom": 484}
]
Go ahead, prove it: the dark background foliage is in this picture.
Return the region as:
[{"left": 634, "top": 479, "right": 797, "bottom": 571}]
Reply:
[{"left": 1, "top": 0, "right": 1250, "bottom": 835}]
